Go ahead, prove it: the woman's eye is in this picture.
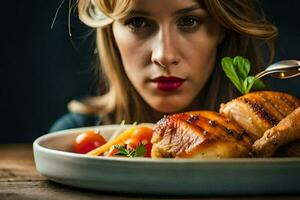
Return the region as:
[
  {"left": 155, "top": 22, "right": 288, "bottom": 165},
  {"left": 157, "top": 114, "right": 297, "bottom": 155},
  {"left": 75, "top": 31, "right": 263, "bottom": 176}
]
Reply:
[
  {"left": 177, "top": 16, "right": 201, "bottom": 30},
  {"left": 125, "top": 17, "right": 153, "bottom": 31}
]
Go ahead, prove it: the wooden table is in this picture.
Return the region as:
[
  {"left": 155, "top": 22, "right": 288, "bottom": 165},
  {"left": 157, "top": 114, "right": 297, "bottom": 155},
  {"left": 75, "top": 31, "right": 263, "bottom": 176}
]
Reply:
[{"left": 1, "top": 144, "right": 299, "bottom": 200}]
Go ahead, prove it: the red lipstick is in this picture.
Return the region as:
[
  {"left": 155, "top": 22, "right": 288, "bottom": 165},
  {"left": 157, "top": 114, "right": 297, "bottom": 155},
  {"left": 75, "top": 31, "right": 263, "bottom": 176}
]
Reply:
[{"left": 153, "top": 76, "right": 185, "bottom": 91}]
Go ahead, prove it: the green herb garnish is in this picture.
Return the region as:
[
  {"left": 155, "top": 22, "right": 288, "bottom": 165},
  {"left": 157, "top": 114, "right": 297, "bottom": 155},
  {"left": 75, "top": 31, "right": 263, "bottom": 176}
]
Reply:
[
  {"left": 221, "top": 56, "right": 266, "bottom": 94},
  {"left": 114, "top": 144, "right": 146, "bottom": 158}
]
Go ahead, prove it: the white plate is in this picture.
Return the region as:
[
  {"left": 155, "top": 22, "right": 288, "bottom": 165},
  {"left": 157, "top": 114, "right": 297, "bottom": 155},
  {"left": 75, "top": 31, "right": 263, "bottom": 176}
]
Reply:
[{"left": 33, "top": 125, "right": 300, "bottom": 195}]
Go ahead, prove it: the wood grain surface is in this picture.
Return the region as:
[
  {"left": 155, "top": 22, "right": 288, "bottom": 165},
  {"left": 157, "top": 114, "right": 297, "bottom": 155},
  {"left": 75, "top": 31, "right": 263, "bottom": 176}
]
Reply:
[{"left": 0, "top": 144, "right": 299, "bottom": 200}]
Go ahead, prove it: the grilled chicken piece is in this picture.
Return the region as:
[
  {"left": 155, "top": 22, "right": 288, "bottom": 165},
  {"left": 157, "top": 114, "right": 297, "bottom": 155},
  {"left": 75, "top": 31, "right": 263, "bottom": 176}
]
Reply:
[
  {"left": 220, "top": 91, "right": 300, "bottom": 141},
  {"left": 253, "top": 107, "right": 300, "bottom": 157},
  {"left": 151, "top": 111, "right": 252, "bottom": 159}
]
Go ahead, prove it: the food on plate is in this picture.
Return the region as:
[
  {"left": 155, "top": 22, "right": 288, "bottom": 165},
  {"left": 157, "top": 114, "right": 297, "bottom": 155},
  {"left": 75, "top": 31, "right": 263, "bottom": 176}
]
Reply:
[
  {"left": 72, "top": 90, "right": 300, "bottom": 159},
  {"left": 77, "top": 124, "right": 154, "bottom": 158},
  {"left": 151, "top": 91, "right": 300, "bottom": 159},
  {"left": 73, "top": 130, "right": 106, "bottom": 154},
  {"left": 253, "top": 107, "right": 300, "bottom": 157},
  {"left": 126, "top": 126, "right": 153, "bottom": 157},
  {"left": 220, "top": 56, "right": 300, "bottom": 157},
  {"left": 86, "top": 124, "right": 137, "bottom": 156},
  {"left": 106, "top": 126, "right": 153, "bottom": 157},
  {"left": 220, "top": 91, "right": 300, "bottom": 141},
  {"left": 151, "top": 111, "right": 252, "bottom": 158}
]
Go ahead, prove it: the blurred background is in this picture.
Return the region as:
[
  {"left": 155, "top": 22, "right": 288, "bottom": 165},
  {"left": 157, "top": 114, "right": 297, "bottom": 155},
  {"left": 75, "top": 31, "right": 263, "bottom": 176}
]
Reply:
[{"left": 1, "top": 1, "right": 300, "bottom": 143}]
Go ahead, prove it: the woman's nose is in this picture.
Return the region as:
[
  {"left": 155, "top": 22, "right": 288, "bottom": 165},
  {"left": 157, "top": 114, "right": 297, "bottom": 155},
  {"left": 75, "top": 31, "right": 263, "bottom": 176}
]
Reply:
[{"left": 151, "top": 28, "right": 180, "bottom": 69}]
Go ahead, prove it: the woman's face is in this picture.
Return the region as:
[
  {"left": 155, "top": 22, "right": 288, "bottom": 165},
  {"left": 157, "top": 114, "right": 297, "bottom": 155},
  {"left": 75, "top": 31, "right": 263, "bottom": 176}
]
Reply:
[{"left": 112, "top": 0, "right": 224, "bottom": 113}]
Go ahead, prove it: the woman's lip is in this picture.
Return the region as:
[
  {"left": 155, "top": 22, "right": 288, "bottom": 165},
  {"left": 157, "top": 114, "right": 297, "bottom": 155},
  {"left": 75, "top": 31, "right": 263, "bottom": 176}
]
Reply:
[
  {"left": 153, "top": 76, "right": 185, "bottom": 82},
  {"left": 152, "top": 76, "right": 185, "bottom": 91}
]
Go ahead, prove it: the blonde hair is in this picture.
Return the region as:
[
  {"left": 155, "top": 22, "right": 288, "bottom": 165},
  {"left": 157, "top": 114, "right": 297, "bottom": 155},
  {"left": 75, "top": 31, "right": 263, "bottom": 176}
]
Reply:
[{"left": 70, "top": 0, "right": 278, "bottom": 124}]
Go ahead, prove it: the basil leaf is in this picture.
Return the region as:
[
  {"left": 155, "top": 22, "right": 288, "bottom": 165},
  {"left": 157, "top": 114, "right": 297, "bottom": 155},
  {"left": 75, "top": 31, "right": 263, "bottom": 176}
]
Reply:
[
  {"left": 221, "top": 57, "right": 244, "bottom": 93},
  {"left": 242, "top": 78, "right": 249, "bottom": 93},
  {"left": 222, "top": 56, "right": 266, "bottom": 94},
  {"left": 243, "top": 76, "right": 256, "bottom": 94},
  {"left": 233, "top": 56, "right": 250, "bottom": 80},
  {"left": 243, "top": 76, "right": 266, "bottom": 93},
  {"left": 251, "top": 78, "right": 266, "bottom": 91}
]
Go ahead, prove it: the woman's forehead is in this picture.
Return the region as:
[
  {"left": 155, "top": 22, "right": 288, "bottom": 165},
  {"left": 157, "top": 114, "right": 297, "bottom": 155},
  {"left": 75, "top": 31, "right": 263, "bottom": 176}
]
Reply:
[{"left": 130, "top": 0, "right": 203, "bottom": 15}]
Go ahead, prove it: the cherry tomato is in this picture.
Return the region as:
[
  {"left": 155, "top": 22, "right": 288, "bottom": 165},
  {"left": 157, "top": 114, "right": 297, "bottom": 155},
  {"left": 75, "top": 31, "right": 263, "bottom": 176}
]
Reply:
[
  {"left": 107, "top": 145, "right": 119, "bottom": 157},
  {"left": 73, "top": 131, "right": 106, "bottom": 154},
  {"left": 131, "top": 126, "right": 153, "bottom": 157},
  {"left": 131, "top": 126, "right": 153, "bottom": 142},
  {"left": 124, "top": 137, "right": 140, "bottom": 149}
]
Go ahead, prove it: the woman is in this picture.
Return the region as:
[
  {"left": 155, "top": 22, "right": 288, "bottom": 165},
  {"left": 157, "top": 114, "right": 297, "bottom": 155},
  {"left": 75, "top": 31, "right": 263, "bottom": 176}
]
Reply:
[{"left": 50, "top": 0, "right": 278, "bottom": 131}]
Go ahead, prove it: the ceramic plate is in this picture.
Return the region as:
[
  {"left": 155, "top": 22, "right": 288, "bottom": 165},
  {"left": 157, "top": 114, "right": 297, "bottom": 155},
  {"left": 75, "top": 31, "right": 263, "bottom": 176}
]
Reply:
[{"left": 33, "top": 125, "right": 300, "bottom": 195}]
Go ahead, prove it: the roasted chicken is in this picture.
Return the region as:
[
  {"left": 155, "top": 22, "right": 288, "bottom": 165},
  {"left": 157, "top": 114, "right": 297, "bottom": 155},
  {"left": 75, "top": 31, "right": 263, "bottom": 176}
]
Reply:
[
  {"left": 151, "top": 111, "right": 252, "bottom": 158},
  {"left": 151, "top": 91, "right": 300, "bottom": 159},
  {"left": 220, "top": 91, "right": 300, "bottom": 141},
  {"left": 253, "top": 107, "right": 300, "bottom": 157}
]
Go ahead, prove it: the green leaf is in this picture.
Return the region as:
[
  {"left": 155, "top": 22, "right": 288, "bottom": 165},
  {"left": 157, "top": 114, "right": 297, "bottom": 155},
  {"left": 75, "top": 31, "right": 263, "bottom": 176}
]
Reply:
[
  {"left": 243, "top": 76, "right": 256, "bottom": 94},
  {"left": 134, "top": 144, "right": 146, "bottom": 157},
  {"left": 251, "top": 78, "right": 266, "bottom": 91},
  {"left": 221, "top": 56, "right": 266, "bottom": 94},
  {"left": 243, "top": 76, "right": 267, "bottom": 94},
  {"left": 221, "top": 57, "right": 244, "bottom": 93},
  {"left": 242, "top": 78, "right": 249, "bottom": 93},
  {"left": 114, "top": 144, "right": 146, "bottom": 158},
  {"left": 114, "top": 145, "right": 130, "bottom": 156},
  {"left": 233, "top": 56, "right": 251, "bottom": 80}
]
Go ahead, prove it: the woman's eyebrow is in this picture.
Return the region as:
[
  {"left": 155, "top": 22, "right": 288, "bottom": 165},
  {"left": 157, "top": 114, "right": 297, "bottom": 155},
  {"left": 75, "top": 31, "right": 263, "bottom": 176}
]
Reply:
[
  {"left": 128, "top": 10, "right": 151, "bottom": 16},
  {"left": 172, "top": 5, "right": 202, "bottom": 15},
  {"left": 128, "top": 4, "right": 202, "bottom": 17}
]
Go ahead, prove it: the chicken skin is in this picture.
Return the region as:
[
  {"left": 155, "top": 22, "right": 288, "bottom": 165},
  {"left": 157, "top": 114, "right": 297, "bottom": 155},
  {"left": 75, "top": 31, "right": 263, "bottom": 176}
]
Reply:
[
  {"left": 151, "top": 111, "right": 252, "bottom": 158},
  {"left": 220, "top": 91, "right": 300, "bottom": 141},
  {"left": 151, "top": 91, "right": 300, "bottom": 159},
  {"left": 253, "top": 107, "right": 300, "bottom": 157}
]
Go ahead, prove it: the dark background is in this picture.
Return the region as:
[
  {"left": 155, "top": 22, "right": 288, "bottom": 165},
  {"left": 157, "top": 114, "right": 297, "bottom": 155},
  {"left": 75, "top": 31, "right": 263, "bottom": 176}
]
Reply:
[{"left": 1, "top": 1, "right": 300, "bottom": 143}]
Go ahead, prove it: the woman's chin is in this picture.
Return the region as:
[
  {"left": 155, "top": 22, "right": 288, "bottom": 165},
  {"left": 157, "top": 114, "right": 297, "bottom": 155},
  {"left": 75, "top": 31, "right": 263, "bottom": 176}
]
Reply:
[{"left": 151, "top": 102, "right": 189, "bottom": 114}]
